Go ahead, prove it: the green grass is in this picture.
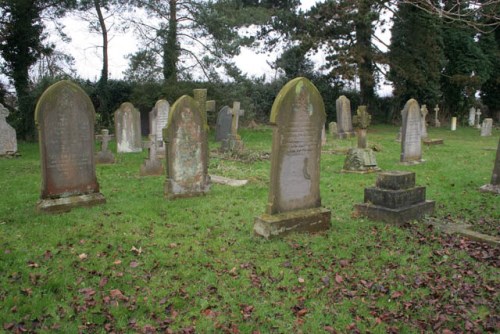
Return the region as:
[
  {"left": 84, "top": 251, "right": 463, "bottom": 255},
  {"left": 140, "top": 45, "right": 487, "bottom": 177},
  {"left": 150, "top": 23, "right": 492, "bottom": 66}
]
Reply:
[{"left": 0, "top": 125, "right": 498, "bottom": 333}]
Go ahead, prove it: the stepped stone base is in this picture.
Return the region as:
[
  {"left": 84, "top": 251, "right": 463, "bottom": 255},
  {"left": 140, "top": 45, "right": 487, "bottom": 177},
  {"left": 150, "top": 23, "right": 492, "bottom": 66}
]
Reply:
[
  {"left": 36, "top": 192, "right": 106, "bottom": 213},
  {"left": 354, "top": 201, "right": 435, "bottom": 225},
  {"left": 254, "top": 207, "right": 331, "bottom": 239},
  {"left": 364, "top": 186, "right": 426, "bottom": 209}
]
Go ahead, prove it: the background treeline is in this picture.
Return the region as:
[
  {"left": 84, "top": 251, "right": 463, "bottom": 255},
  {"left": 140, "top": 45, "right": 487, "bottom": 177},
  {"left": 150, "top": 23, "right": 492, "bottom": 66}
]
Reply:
[{"left": 0, "top": 0, "right": 498, "bottom": 140}]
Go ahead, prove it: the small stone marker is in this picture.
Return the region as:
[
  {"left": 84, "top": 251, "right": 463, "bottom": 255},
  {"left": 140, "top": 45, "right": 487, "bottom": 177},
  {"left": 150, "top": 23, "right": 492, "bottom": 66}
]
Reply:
[
  {"left": 193, "top": 88, "right": 208, "bottom": 130},
  {"left": 140, "top": 134, "right": 163, "bottom": 176},
  {"left": 0, "top": 103, "right": 17, "bottom": 155},
  {"left": 149, "top": 100, "right": 169, "bottom": 157},
  {"left": 480, "top": 118, "right": 493, "bottom": 137},
  {"left": 115, "top": 102, "right": 142, "bottom": 153},
  {"left": 400, "top": 99, "right": 423, "bottom": 164},
  {"left": 328, "top": 122, "right": 337, "bottom": 137},
  {"left": 434, "top": 105, "right": 441, "bottom": 128},
  {"left": 395, "top": 126, "right": 402, "bottom": 142},
  {"left": 451, "top": 117, "right": 457, "bottom": 131},
  {"left": 221, "top": 102, "right": 244, "bottom": 152},
  {"left": 335, "top": 95, "right": 355, "bottom": 139},
  {"left": 479, "top": 137, "right": 500, "bottom": 194},
  {"left": 215, "top": 106, "right": 232, "bottom": 142},
  {"left": 95, "top": 129, "right": 115, "bottom": 164},
  {"left": 468, "top": 107, "right": 476, "bottom": 126},
  {"left": 321, "top": 126, "right": 327, "bottom": 146},
  {"left": 254, "top": 77, "right": 331, "bottom": 239},
  {"left": 35, "top": 80, "right": 105, "bottom": 213},
  {"left": 475, "top": 109, "right": 482, "bottom": 129},
  {"left": 420, "top": 104, "right": 428, "bottom": 138},
  {"left": 354, "top": 171, "right": 435, "bottom": 224},
  {"left": 163, "top": 95, "right": 210, "bottom": 199}
]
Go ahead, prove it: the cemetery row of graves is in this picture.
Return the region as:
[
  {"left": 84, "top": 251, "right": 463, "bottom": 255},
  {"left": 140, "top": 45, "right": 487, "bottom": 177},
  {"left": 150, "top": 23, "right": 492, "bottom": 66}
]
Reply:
[{"left": 0, "top": 78, "right": 498, "bottom": 332}]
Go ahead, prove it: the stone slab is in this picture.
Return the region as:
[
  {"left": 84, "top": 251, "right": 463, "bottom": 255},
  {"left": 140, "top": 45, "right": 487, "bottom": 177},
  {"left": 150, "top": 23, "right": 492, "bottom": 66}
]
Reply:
[
  {"left": 423, "top": 138, "right": 444, "bottom": 146},
  {"left": 354, "top": 200, "right": 435, "bottom": 225},
  {"left": 210, "top": 175, "right": 248, "bottom": 187},
  {"left": 254, "top": 207, "right": 331, "bottom": 239},
  {"left": 364, "top": 186, "right": 426, "bottom": 209},
  {"left": 36, "top": 193, "right": 106, "bottom": 213},
  {"left": 375, "top": 171, "right": 415, "bottom": 190}
]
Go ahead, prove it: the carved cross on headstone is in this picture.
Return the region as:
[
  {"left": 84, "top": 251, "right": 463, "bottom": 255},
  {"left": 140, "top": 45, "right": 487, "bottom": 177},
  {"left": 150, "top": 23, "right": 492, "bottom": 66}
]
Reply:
[{"left": 434, "top": 105, "right": 441, "bottom": 128}]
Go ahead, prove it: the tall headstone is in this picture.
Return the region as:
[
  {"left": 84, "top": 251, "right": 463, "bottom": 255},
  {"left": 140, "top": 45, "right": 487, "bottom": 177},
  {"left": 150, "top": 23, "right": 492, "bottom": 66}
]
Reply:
[
  {"left": 95, "top": 129, "right": 115, "bottom": 164},
  {"left": 451, "top": 117, "right": 457, "bottom": 131},
  {"left": 400, "top": 99, "right": 423, "bottom": 164},
  {"left": 34, "top": 80, "right": 105, "bottom": 212},
  {"left": 0, "top": 103, "right": 17, "bottom": 155},
  {"left": 149, "top": 100, "right": 169, "bottom": 157},
  {"left": 468, "top": 107, "right": 476, "bottom": 126},
  {"left": 480, "top": 137, "right": 500, "bottom": 194},
  {"left": 221, "top": 102, "right": 245, "bottom": 152},
  {"left": 335, "top": 95, "right": 355, "bottom": 139},
  {"left": 140, "top": 134, "right": 163, "bottom": 176},
  {"left": 420, "top": 104, "right": 428, "bottom": 138},
  {"left": 114, "top": 102, "right": 142, "bottom": 153},
  {"left": 434, "top": 105, "right": 441, "bottom": 128},
  {"left": 215, "top": 106, "right": 232, "bottom": 142},
  {"left": 475, "top": 109, "right": 482, "bottom": 129},
  {"left": 163, "top": 95, "right": 210, "bottom": 199},
  {"left": 254, "top": 77, "right": 331, "bottom": 238},
  {"left": 193, "top": 89, "right": 208, "bottom": 130},
  {"left": 480, "top": 118, "right": 493, "bottom": 137}
]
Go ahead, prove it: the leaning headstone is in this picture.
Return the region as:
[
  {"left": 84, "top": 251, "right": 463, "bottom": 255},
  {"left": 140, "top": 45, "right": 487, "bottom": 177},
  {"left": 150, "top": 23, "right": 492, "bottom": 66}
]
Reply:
[
  {"left": 328, "top": 122, "right": 337, "bottom": 137},
  {"left": 475, "top": 109, "right": 482, "bottom": 129},
  {"left": 434, "top": 105, "right": 441, "bottom": 128},
  {"left": 451, "top": 117, "right": 457, "bottom": 131},
  {"left": 479, "top": 137, "right": 500, "bottom": 194},
  {"left": 480, "top": 118, "right": 493, "bottom": 137},
  {"left": 215, "top": 106, "right": 232, "bottom": 142},
  {"left": 254, "top": 77, "right": 331, "bottom": 239},
  {"left": 140, "top": 134, "right": 163, "bottom": 176},
  {"left": 163, "top": 95, "right": 210, "bottom": 199},
  {"left": 34, "top": 80, "right": 105, "bottom": 213},
  {"left": 400, "top": 99, "right": 423, "bottom": 164},
  {"left": 193, "top": 88, "right": 208, "bottom": 130},
  {"left": 335, "top": 95, "right": 355, "bottom": 139},
  {"left": 95, "top": 129, "right": 115, "bottom": 164},
  {"left": 420, "top": 104, "right": 428, "bottom": 138},
  {"left": 0, "top": 103, "right": 17, "bottom": 156},
  {"left": 354, "top": 171, "right": 435, "bottom": 224},
  {"left": 468, "top": 107, "right": 476, "bottom": 126},
  {"left": 114, "top": 102, "right": 142, "bottom": 153}
]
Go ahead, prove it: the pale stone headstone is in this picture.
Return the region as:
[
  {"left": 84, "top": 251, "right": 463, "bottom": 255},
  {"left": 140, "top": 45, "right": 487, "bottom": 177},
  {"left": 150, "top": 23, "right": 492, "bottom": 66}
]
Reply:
[
  {"left": 321, "top": 126, "right": 327, "bottom": 146},
  {"left": 468, "top": 107, "right": 476, "bottom": 126},
  {"left": 114, "top": 102, "right": 142, "bottom": 153},
  {"left": 140, "top": 134, "right": 163, "bottom": 176},
  {"left": 434, "top": 105, "right": 441, "bottom": 128},
  {"left": 479, "top": 137, "right": 500, "bottom": 194},
  {"left": 193, "top": 88, "right": 208, "bottom": 130},
  {"left": 0, "top": 103, "right": 17, "bottom": 155},
  {"left": 254, "top": 77, "right": 331, "bottom": 238},
  {"left": 335, "top": 95, "right": 355, "bottom": 139},
  {"left": 95, "top": 129, "right": 115, "bottom": 164},
  {"left": 400, "top": 99, "right": 423, "bottom": 164},
  {"left": 215, "top": 105, "right": 232, "bottom": 142},
  {"left": 451, "top": 117, "right": 457, "bottom": 131},
  {"left": 328, "top": 122, "right": 337, "bottom": 137},
  {"left": 480, "top": 118, "right": 493, "bottom": 137},
  {"left": 475, "top": 109, "right": 482, "bottom": 129},
  {"left": 34, "top": 80, "right": 105, "bottom": 212},
  {"left": 420, "top": 104, "right": 428, "bottom": 138},
  {"left": 395, "top": 127, "right": 402, "bottom": 142},
  {"left": 221, "top": 102, "right": 244, "bottom": 152},
  {"left": 163, "top": 95, "right": 210, "bottom": 199},
  {"left": 149, "top": 100, "right": 169, "bottom": 157}
]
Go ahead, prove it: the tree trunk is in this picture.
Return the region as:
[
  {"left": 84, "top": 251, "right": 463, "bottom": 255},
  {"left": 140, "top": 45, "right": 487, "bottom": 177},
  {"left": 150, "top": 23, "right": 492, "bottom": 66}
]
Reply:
[
  {"left": 94, "top": 0, "right": 108, "bottom": 84},
  {"left": 164, "top": 0, "right": 179, "bottom": 82}
]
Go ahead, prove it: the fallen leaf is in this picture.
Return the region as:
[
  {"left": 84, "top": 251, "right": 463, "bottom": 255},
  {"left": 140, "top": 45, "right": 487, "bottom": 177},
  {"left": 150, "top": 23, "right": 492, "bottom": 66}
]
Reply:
[
  {"left": 335, "top": 274, "right": 343, "bottom": 284},
  {"left": 130, "top": 260, "right": 139, "bottom": 268},
  {"left": 298, "top": 277, "right": 305, "bottom": 283},
  {"left": 131, "top": 246, "right": 142, "bottom": 255},
  {"left": 113, "top": 260, "right": 122, "bottom": 265},
  {"left": 78, "top": 253, "right": 88, "bottom": 260},
  {"left": 391, "top": 291, "right": 403, "bottom": 299}
]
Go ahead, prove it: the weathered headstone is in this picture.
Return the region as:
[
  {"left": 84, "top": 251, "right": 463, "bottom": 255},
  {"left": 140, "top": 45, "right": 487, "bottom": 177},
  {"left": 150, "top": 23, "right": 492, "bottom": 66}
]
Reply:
[
  {"left": 328, "top": 122, "right": 337, "bottom": 137},
  {"left": 0, "top": 103, "right": 17, "bottom": 155},
  {"left": 475, "top": 109, "right": 482, "bottom": 129},
  {"left": 335, "top": 95, "right": 355, "bottom": 139},
  {"left": 354, "top": 171, "right": 435, "bottom": 224},
  {"left": 114, "top": 102, "right": 142, "bottom": 153},
  {"left": 163, "top": 95, "right": 210, "bottom": 199},
  {"left": 149, "top": 100, "right": 169, "bottom": 157},
  {"left": 420, "top": 104, "right": 428, "bottom": 138},
  {"left": 140, "top": 134, "right": 163, "bottom": 176},
  {"left": 95, "top": 129, "right": 115, "bottom": 164},
  {"left": 395, "top": 126, "right": 402, "bottom": 142},
  {"left": 468, "top": 107, "right": 476, "bottom": 126},
  {"left": 321, "top": 126, "right": 327, "bottom": 146},
  {"left": 479, "top": 137, "right": 500, "bottom": 194},
  {"left": 221, "top": 102, "right": 244, "bottom": 152},
  {"left": 193, "top": 88, "right": 208, "bottom": 130},
  {"left": 215, "top": 106, "right": 232, "bottom": 142},
  {"left": 434, "top": 104, "right": 441, "bottom": 128},
  {"left": 451, "top": 117, "right": 457, "bottom": 131},
  {"left": 254, "top": 77, "right": 331, "bottom": 238},
  {"left": 206, "top": 100, "right": 216, "bottom": 125},
  {"left": 480, "top": 118, "right": 493, "bottom": 137},
  {"left": 34, "top": 80, "right": 105, "bottom": 212},
  {"left": 400, "top": 99, "right": 423, "bottom": 164}
]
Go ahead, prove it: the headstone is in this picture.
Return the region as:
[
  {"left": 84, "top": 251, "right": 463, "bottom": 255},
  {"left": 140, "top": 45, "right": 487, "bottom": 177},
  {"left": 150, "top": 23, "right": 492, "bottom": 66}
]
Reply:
[
  {"left": 475, "top": 109, "right": 482, "bottom": 129},
  {"left": 193, "top": 88, "right": 208, "bottom": 130},
  {"left": 321, "top": 126, "right": 326, "bottom": 146},
  {"left": 328, "top": 122, "right": 337, "bottom": 137},
  {"left": 451, "top": 117, "right": 457, "bottom": 131},
  {"left": 163, "top": 95, "right": 210, "bottom": 199},
  {"left": 335, "top": 95, "right": 355, "bottom": 139},
  {"left": 395, "top": 127, "right": 402, "bottom": 142},
  {"left": 149, "top": 100, "right": 169, "bottom": 157},
  {"left": 468, "top": 107, "right": 476, "bottom": 126},
  {"left": 221, "top": 101, "right": 244, "bottom": 152},
  {"left": 354, "top": 171, "right": 435, "bottom": 224},
  {"left": 479, "top": 137, "right": 500, "bottom": 194},
  {"left": 114, "top": 102, "right": 142, "bottom": 153},
  {"left": 206, "top": 100, "right": 216, "bottom": 125},
  {"left": 0, "top": 103, "right": 17, "bottom": 155},
  {"left": 215, "top": 106, "right": 232, "bottom": 142},
  {"left": 480, "top": 118, "right": 493, "bottom": 137},
  {"left": 400, "top": 99, "right": 423, "bottom": 164},
  {"left": 34, "top": 80, "right": 105, "bottom": 212},
  {"left": 95, "top": 129, "right": 115, "bottom": 164},
  {"left": 254, "top": 77, "right": 331, "bottom": 238},
  {"left": 420, "top": 104, "right": 428, "bottom": 138},
  {"left": 434, "top": 105, "right": 441, "bottom": 128},
  {"left": 140, "top": 134, "right": 163, "bottom": 176}
]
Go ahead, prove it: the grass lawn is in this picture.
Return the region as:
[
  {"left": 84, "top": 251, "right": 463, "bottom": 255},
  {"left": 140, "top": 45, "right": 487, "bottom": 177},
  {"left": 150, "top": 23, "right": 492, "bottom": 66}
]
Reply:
[{"left": 0, "top": 124, "right": 498, "bottom": 333}]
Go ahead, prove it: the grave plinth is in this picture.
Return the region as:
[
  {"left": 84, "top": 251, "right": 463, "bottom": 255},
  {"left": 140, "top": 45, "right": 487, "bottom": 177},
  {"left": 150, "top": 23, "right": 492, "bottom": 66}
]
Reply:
[
  {"left": 354, "top": 171, "right": 434, "bottom": 224},
  {"left": 479, "top": 137, "right": 500, "bottom": 194}
]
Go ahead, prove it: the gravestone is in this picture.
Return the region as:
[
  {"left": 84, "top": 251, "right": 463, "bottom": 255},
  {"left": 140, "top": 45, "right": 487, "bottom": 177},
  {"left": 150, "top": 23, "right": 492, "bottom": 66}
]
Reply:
[
  {"left": 140, "top": 134, "right": 163, "bottom": 176},
  {"left": 328, "top": 122, "right": 337, "bottom": 137},
  {"left": 479, "top": 137, "right": 500, "bottom": 194},
  {"left": 95, "top": 129, "right": 115, "bottom": 164},
  {"left": 321, "top": 126, "right": 327, "bottom": 146},
  {"left": 420, "top": 104, "right": 428, "bottom": 138},
  {"left": 475, "top": 109, "right": 482, "bottom": 129},
  {"left": 206, "top": 100, "right": 216, "bottom": 125},
  {"left": 335, "top": 95, "right": 355, "bottom": 139},
  {"left": 221, "top": 102, "right": 245, "bottom": 152},
  {"left": 395, "top": 127, "right": 402, "bottom": 142},
  {"left": 400, "top": 99, "right": 423, "bottom": 164},
  {"left": 468, "top": 107, "right": 476, "bottom": 126},
  {"left": 35, "top": 80, "right": 105, "bottom": 212},
  {"left": 0, "top": 103, "right": 17, "bottom": 155},
  {"left": 193, "top": 89, "right": 208, "bottom": 130},
  {"left": 480, "top": 118, "right": 493, "bottom": 137},
  {"left": 149, "top": 100, "right": 169, "bottom": 158},
  {"left": 215, "top": 106, "right": 232, "bottom": 142},
  {"left": 451, "top": 117, "right": 457, "bottom": 131},
  {"left": 434, "top": 105, "right": 441, "bottom": 128},
  {"left": 115, "top": 102, "right": 142, "bottom": 153},
  {"left": 354, "top": 171, "right": 435, "bottom": 224},
  {"left": 254, "top": 77, "right": 331, "bottom": 238},
  {"left": 163, "top": 95, "right": 210, "bottom": 199}
]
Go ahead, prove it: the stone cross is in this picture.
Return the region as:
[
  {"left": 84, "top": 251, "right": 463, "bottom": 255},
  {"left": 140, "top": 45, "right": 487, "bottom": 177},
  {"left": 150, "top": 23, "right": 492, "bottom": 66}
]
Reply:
[
  {"left": 139, "top": 134, "right": 163, "bottom": 176},
  {"left": 475, "top": 109, "right": 482, "bottom": 129},
  {"left": 434, "top": 105, "right": 441, "bottom": 128},
  {"left": 231, "top": 101, "right": 244, "bottom": 136},
  {"left": 96, "top": 129, "right": 112, "bottom": 152},
  {"left": 420, "top": 105, "right": 428, "bottom": 138},
  {"left": 353, "top": 105, "right": 371, "bottom": 149}
]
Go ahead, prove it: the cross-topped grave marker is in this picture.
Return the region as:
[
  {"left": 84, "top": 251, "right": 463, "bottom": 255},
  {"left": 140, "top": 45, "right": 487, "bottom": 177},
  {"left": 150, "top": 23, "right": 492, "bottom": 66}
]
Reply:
[
  {"left": 434, "top": 105, "right": 441, "bottom": 128},
  {"left": 140, "top": 134, "right": 163, "bottom": 176},
  {"left": 95, "top": 129, "right": 115, "bottom": 164}
]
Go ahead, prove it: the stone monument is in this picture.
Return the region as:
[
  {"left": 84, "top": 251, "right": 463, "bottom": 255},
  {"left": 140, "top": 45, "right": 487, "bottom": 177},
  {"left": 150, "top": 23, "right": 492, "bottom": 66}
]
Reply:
[
  {"left": 193, "top": 88, "right": 208, "bottom": 130},
  {"left": 34, "top": 80, "right": 105, "bottom": 212},
  {"left": 0, "top": 103, "right": 17, "bottom": 156},
  {"left": 95, "top": 129, "right": 115, "bottom": 164},
  {"left": 328, "top": 122, "right": 337, "bottom": 137},
  {"left": 221, "top": 102, "right": 244, "bottom": 153},
  {"left": 480, "top": 118, "right": 493, "bottom": 137},
  {"left": 434, "top": 105, "right": 441, "bottom": 128},
  {"left": 400, "top": 99, "right": 423, "bottom": 164},
  {"left": 468, "top": 107, "right": 476, "bottom": 126},
  {"left": 475, "top": 109, "right": 482, "bottom": 129},
  {"left": 479, "top": 137, "right": 500, "bottom": 194},
  {"left": 335, "top": 95, "right": 355, "bottom": 139},
  {"left": 254, "top": 77, "right": 331, "bottom": 238},
  {"left": 420, "top": 104, "right": 428, "bottom": 138},
  {"left": 140, "top": 134, "right": 163, "bottom": 176},
  {"left": 114, "top": 102, "right": 142, "bottom": 153},
  {"left": 354, "top": 171, "right": 435, "bottom": 224},
  {"left": 215, "top": 106, "right": 232, "bottom": 142},
  {"left": 163, "top": 95, "right": 210, "bottom": 199},
  {"left": 149, "top": 99, "right": 169, "bottom": 157},
  {"left": 451, "top": 117, "right": 457, "bottom": 131}
]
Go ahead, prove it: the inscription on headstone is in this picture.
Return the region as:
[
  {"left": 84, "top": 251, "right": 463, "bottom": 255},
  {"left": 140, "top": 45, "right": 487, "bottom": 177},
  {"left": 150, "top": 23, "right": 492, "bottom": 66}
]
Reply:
[
  {"left": 400, "top": 99, "right": 423, "bottom": 164},
  {"left": 0, "top": 103, "right": 17, "bottom": 155},
  {"left": 115, "top": 102, "right": 142, "bottom": 153}
]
